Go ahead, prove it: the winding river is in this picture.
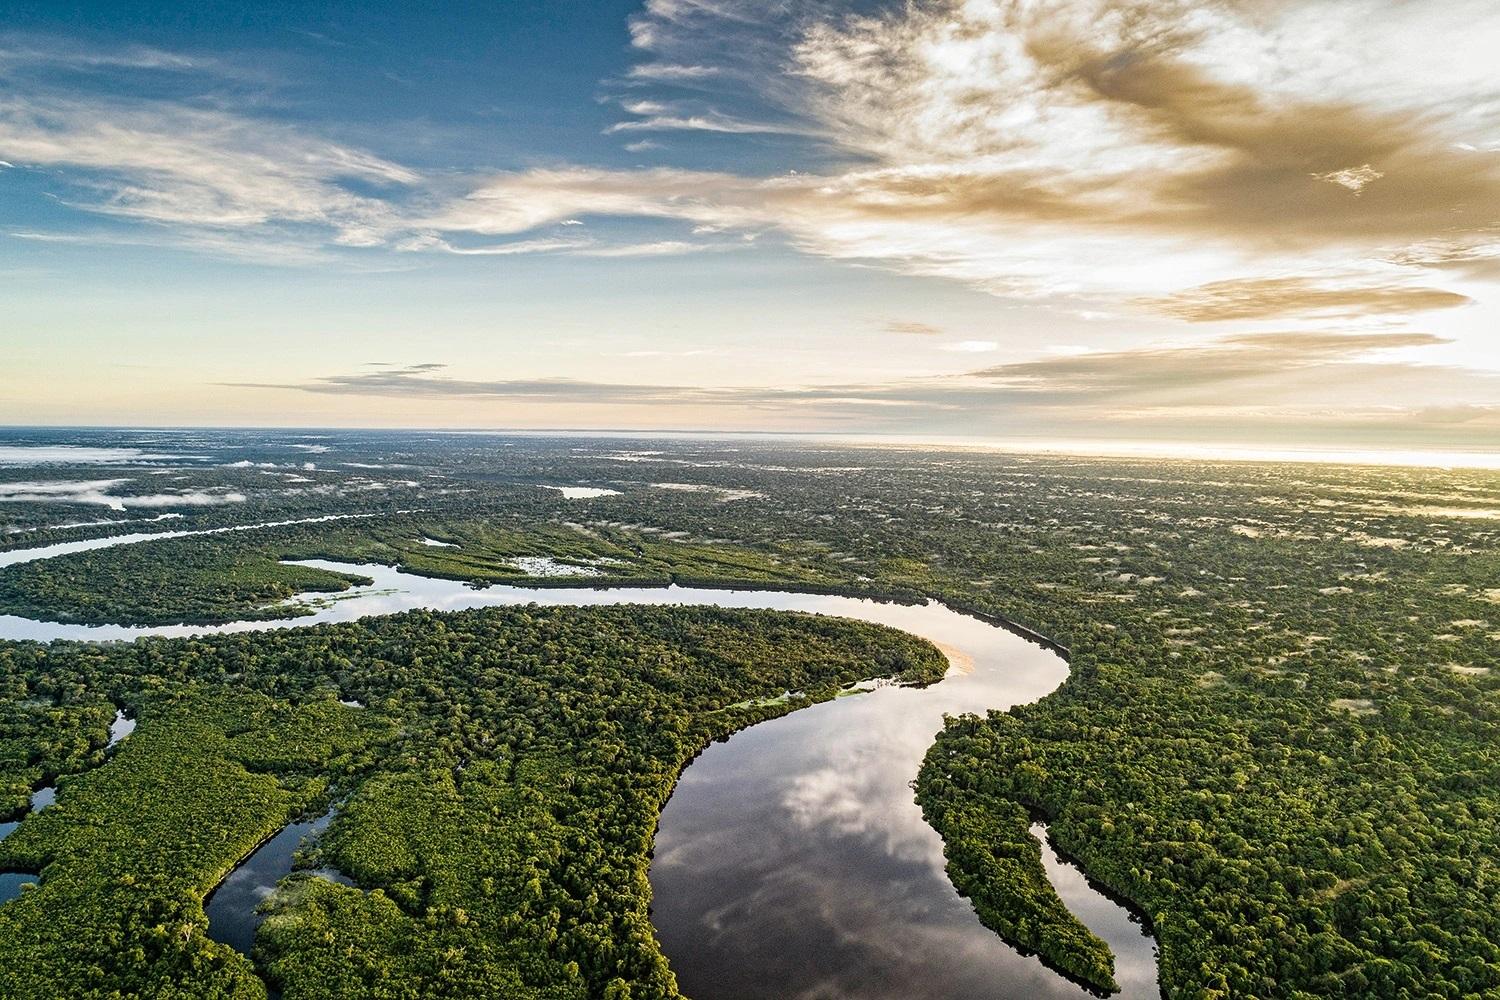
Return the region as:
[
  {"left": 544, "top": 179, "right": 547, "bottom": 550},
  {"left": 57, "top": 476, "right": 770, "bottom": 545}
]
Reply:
[{"left": 0, "top": 526, "right": 1160, "bottom": 998}]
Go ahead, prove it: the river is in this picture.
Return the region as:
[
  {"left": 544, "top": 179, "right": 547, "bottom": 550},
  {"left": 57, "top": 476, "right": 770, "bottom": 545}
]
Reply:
[{"left": 0, "top": 529, "right": 1159, "bottom": 998}]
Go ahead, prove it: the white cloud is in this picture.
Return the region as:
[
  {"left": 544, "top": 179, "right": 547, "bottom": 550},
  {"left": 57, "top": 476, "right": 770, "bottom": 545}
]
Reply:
[
  {"left": 605, "top": 111, "right": 802, "bottom": 135},
  {"left": 394, "top": 233, "right": 593, "bottom": 256},
  {"left": 0, "top": 39, "right": 416, "bottom": 250},
  {"left": 596, "top": 0, "right": 1500, "bottom": 313},
  {"left": 626, "top": 61, "right": 722, "bottom": 79},
  {"left": 4, "top": 9, "right": 1498, "bottom": 344},
  {"left": 574, "top": 240, "right": 709, "bottom": 257}
]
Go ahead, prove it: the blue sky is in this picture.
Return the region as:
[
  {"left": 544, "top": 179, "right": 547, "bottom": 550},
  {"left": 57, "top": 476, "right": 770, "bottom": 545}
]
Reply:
[
  {"left": 1, "top": 2, "right": 643, "bottom": 160},
  {"left": 2, "top": 0, "right": 1497, "bottom": 452}
]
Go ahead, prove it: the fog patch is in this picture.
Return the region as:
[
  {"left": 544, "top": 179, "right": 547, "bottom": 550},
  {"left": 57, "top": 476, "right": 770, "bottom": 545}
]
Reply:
[
  {"left": 0, "top": 446, "right": 190, "bottom": 466},
  {"left": 0, "top": 479, "right": 247, "bottom": 511}
]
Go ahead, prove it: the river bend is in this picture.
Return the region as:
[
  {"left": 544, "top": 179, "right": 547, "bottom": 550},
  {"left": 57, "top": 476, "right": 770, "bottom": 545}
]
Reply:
[{"left": 0, "top": 530, "right": 1160, "bottom": 998}]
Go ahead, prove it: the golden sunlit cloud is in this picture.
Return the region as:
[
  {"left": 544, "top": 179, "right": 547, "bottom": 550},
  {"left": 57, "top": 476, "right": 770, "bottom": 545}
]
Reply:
[
  {"left": 1144, "top": 277, "right": 1473, "bottom": 323},
  {"left": 2, "top": 5, "right": 1497, "bottom": 448},
  {"left": 415, "top": 0, "right": 1500, "bottom": 325}
]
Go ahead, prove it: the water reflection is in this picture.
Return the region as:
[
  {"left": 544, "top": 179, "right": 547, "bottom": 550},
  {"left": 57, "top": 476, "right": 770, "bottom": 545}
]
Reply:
[
  {"left": 206, "top": 809, "right": 351, "bottom": 956},
  {"left": 0, "top": 512, "right": 385, "bottom": 570},
  {"left": 107, "top": 709, "right": 135, "bottom": 748},
  {"left": 1031, "top": 824, "right": 1160, "bottom": 995},
  {"left": 1, "top": 713, "right": 130, "bottom": 905},
  {"left": 649, "top": 597, "right": 1160, "bottom": 1000},
  {"left": 0, "top": 872, "right": 33, "bottom": 904},
  {"left": 0, "top": 785, "right": 57, "bottom": 905}
]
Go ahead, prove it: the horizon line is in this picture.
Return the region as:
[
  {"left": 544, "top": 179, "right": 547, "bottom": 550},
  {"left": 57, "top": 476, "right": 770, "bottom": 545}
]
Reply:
[{"left": 2, "top": 424, "right": 1497, "bottom": 471}]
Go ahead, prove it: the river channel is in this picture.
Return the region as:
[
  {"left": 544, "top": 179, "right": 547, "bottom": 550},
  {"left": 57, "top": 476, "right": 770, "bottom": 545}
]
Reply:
[{"left": 0, "top": 530, "right": 1159, "bottom": 998}]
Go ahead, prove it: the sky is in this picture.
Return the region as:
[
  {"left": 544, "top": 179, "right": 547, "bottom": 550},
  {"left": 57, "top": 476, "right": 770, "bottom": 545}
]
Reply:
[{"left": 1, "top": 0, "right": 1498, "bottom": 454}]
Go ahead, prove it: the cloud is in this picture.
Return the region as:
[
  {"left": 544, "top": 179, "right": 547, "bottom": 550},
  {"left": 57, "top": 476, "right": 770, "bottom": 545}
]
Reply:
[
  {"left": 625, "top": 63, "right": 722, "bottom": 81},
  {"left": 0, "top": 36, "right": 213, "bottom": 74},
  {"left": 392, "top": 232, "right": 718, "bottom": 259},
  {"left": 884, "top": 321, "right": 942, "bottom": 336},
  {"left": 602, "top": 0, "right": 1500, "bottom": 309},
  {"left": 10, "top": 12, "right": 1495, "bottom": 325},
  {"left": 0, "top": 96, "right": 415, "bottom": 249},
  {"left": 573, "top": 240, "right": 710, "bottom": 257},
  {"left": 4, "top": 9, "right": 1497, "bottom": 374},
  {"left": 940, "top": 341, "right": 999, "bottom": 353},
  {"left": 232, "top": 366, "right": 704, "bottom": 405},
  {"left": 231, "top": 331, "right": 1500, "bottom": 448},
  {"left": 416, "top": 167, "right": 763, "bottom": 236},
  {"left": 394, "top": 234, "right": 593, "bottom": 256},
  {"left": 2, "top": 98, "right": 413, "bottom": 212},
  {"left": 605, "top": 110, "right": 805, "bottom": 135},
  {"left": 1146, "top": 277, "right": 1473, "bottom": 322},
  {"left": 9, "top": 226, "right": 342, "bottom": 265},
  {"left": 967, "top": 332, "right": 1459, "bottom": 402},
  {"left": 0, "top": 38, "right": 415, "bottom": 252}
]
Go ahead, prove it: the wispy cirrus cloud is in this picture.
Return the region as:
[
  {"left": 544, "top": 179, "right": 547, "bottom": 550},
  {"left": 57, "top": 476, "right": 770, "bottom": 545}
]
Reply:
[
  {"left": 0, "top": 98, "right": 415, "bottom": 248},
  {"left": 604, "top": 97, "right": 804, "bottom": 135},
  {"left": 604, "top": 111, "right": 801, "bottom": 135},
  {"left": 624, "top": 62, "right": 722, "bottom": 82},
  {"left": 884, "top": 321, "right": 942, "bottom": 336},
  {"left": 0, "top": 36, "right": 413, "bottom": 252},
  {"left": 394, "top": 234, "right": 593, "bottom": 257}
]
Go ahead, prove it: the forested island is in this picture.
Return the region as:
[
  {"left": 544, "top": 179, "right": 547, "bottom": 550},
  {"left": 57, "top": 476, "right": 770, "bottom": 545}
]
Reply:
[{"left": 2, "top": 429, "right": 1497, "bottom": 998}]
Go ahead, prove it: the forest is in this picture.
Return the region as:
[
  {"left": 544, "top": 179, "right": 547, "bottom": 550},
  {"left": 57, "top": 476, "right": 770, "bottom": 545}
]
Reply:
[
  {"left": 0, "top": 600, "right": 944, "bottom": 999},
  {"left": 2, "top": 430, "right": 1498, "bottom": 998}
]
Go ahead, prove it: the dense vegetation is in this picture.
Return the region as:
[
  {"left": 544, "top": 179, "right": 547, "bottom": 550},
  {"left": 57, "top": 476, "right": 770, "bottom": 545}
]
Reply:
[
  {"left": 1, "top": 691, "right": 378, "bottom": 998},
  {"left": 0, "top": 601, "right": 944, "bottom": 999},
  {"left": 0, "top": 515, "right": 848, "bottom": 626},
  {"left": 3, "top": 430, "right": 1499, "bottom": 997},
  {"left": 919, "top": 783, "right": 1118, "bottom": 992}
]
